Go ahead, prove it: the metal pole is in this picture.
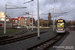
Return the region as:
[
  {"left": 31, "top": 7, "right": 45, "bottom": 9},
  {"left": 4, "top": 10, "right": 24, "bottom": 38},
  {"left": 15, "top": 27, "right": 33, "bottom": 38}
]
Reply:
[
  {"left": 28, "top": 12, "right": 30, "bottom": 29},
  {"left": 37, "top": 0, "right": 40, "bottom": 39},
  {"left": 53, "top": 0, "right": 55, "bottom": 31},
  {"left": 4, "top": 4, "right": 7, "bottom": 34},
  {"left": 53, "top": 8, "right": 54, "bottom": 31},
  {"left": 32, "top": 11, "right": 33, "bottom": 32}
]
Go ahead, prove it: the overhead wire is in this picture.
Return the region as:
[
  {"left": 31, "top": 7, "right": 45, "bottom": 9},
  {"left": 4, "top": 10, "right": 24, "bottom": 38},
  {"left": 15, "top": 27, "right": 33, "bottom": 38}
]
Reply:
[
  {"left": 41, "top": 0, "right": 55, "bottom": 15},
  {"left": 56, "top": 0, "right": 63, "bottom": 14},
  {"left": 4, "top": 0, "right": 25, "bottom": 14},
  {"left": 28, "top": 1, "right": 53, "bottom": 15},
  {"left": 28, "top": 3, "right": 37, "bottom": 8},
  {"left": 56, "top": 0, "right": 68, "bottom": 15}
]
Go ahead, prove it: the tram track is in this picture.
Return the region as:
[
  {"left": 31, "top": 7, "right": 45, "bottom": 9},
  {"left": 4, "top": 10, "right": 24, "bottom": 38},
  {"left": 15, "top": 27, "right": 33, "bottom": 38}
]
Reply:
[
  {"left": 0, "top": 31, "right": 47, "bottom": 45},
  {"left": 27, "top": 34, "right": 65, "bottom": 50},
  {"left": 0, "top": 29, "right": 27, "bottom": 41}
]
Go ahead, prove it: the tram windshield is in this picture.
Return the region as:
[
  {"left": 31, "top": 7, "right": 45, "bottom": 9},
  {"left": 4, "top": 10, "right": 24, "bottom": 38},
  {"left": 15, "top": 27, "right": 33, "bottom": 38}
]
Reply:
[{"left": 57, "top": 23, "right": 64, "bottom": 28}]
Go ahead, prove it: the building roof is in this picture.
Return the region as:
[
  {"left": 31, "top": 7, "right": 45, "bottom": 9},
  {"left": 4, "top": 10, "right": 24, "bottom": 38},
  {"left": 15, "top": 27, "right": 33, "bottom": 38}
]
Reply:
[
  {"left": 10, "top": 17, "right": 28, "bottom": 20},
  {"left": 44, "top": 20, "right": 52, "bottom": 21},
  {"left": 10, "top": 18, "right": 18, "bottom": 20},
  {"left": 10, "top": 18, "right": 14, "bottom": 20},
  {"left": 14, "top": 18, "right": 18, "bottom": 20}
]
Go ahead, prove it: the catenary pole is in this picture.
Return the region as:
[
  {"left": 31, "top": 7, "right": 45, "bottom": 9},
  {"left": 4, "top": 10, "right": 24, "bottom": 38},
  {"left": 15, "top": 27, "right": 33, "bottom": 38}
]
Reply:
[
  {"left": 4, "top": 4, "right": 7, "bottom": 34},
  {"left": 37, "top": 0, "right": 40, "bottom": 39},
  {"left": 53, "top": 0, "right": 55, "bottom": 31},
  {"left": 53, "top": 8, "right": 54, "bottom": 31},
  {"left": 32, "top": 11, "right": 33, "bottom": 32}
]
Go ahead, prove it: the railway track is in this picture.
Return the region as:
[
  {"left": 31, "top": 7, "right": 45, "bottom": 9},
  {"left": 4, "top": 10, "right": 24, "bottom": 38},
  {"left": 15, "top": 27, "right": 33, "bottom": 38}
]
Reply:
[
  {"left": 0, "top": 31, "right": 47, "bottom": 45},
  {"left": 0, "top": 29, "right": 27, "bottom": 41},
  {"left": 27, "top": 34, "right": 65, "bottom": 50}
]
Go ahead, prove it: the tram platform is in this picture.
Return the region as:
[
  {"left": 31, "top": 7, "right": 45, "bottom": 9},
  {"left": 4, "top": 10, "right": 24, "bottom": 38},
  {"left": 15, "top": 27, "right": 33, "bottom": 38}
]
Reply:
[{"left": 56, "top": 31, "right": 75, "bottom": 50}]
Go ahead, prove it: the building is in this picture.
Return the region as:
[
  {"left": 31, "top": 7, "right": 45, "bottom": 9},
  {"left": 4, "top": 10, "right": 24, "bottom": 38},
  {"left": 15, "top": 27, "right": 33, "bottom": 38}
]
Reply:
[
  {"left": 18, "top": 17, "right": 27, "bottom": 27},
  {"left": 30, "top": 18, "right": 35, "bottom": 26},
  {"left": 10, "top": 17, "right": 35, "bottom": 27},
  {"left": 0, "top": 21, "right": 12, "bottom": 29},
  {"left": 48, "top": 12, "right": 51, "bottom": 20},
  {"left": 10, "top": 18, "right": 15, "bottom": 24},
  {"left": 0, "top": 12, "right": 12, "bottom": 29},
  {"left": 39, "top": 12, "right": 53, "bottom": 27},
  {"left": 0, "top": 12, "right": 10, "bottom": 21}
]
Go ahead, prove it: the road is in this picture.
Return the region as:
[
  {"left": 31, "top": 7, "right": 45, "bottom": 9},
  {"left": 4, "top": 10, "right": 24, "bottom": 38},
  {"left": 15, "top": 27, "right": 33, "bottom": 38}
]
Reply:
[{"left": 0, "top": 29, "right": 57, "bottom": 50}]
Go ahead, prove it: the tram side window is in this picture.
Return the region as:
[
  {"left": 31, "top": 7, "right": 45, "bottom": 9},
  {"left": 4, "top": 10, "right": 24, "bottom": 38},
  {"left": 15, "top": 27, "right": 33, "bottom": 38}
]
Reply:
[{"left": 57, "top": 23, "right": 64, "bottom": 28}]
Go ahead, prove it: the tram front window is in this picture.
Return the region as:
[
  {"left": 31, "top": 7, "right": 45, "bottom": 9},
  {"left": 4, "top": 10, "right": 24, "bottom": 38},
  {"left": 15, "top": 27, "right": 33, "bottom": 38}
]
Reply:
[{"left": 57, "top": 23, "right": 64, "bottom": 28}]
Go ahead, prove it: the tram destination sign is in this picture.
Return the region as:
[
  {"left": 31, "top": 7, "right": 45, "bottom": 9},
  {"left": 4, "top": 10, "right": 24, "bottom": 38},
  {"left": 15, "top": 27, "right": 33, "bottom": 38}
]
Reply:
[{"left": 58, "top": 20, "right": 63, "bottom": 22}]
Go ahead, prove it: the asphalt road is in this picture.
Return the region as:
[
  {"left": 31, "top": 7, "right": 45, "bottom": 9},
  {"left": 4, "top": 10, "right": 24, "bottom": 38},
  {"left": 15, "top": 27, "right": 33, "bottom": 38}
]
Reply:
[{"left": 0, "top": 29, "right": 57, "bottom": 50}]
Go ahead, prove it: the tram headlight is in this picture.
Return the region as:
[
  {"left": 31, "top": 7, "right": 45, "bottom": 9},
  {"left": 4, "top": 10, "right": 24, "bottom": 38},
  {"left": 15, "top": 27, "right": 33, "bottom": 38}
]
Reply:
[
  {"left": 61, "top": 29, "right": 63, "bottom": 30},
  {"left": 58, "top": 29, "right": 61, "bottom": 30},
  {"left": 58, "top": 29, "right": 63, "bottom": 30}
]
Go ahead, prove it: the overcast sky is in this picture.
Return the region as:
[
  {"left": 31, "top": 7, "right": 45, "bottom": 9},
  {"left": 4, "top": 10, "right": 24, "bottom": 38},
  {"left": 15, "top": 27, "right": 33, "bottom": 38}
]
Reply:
[{"left": 0, "top": 0, "right": 75, "bottom": 21}]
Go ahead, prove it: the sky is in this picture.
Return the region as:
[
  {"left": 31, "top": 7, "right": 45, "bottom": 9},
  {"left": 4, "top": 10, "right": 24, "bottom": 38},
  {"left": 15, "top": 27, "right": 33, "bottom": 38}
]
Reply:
[{"left": 0, "top": 0, "right": 75, "bottom": 21}]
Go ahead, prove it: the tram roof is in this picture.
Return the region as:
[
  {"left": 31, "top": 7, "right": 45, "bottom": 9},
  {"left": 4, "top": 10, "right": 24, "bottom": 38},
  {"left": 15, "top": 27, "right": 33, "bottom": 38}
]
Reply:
[{"left": 56, "top": 19, "right": 65, "bottom": 22}]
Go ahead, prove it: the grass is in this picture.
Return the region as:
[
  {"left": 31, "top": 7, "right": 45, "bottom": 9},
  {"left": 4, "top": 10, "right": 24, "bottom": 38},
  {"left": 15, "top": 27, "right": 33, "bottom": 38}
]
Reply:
[{"left": 0, "top": 29, "right": 20, "bottom": 35}]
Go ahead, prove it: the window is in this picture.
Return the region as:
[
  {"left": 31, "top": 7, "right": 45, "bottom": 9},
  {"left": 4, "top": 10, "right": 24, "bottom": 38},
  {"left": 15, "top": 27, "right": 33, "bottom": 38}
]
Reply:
[
  {"left": 57, "top": 23, "right": 64, "bottom": 28},
  {"left": 15, "top": 20, "right": 17, "bottom": 23},
  {"left": 19, "top": 20, "right": 20, "bottom": 23}
]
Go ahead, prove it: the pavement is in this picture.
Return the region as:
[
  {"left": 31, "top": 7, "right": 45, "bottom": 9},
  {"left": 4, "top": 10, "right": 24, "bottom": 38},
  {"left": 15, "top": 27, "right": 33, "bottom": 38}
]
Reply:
[
  {"left": 55, "top": 29, "right": 75, "bottom": 50},
  {"left": 0, "top": 29, "right": 57, "bottom": 50}
]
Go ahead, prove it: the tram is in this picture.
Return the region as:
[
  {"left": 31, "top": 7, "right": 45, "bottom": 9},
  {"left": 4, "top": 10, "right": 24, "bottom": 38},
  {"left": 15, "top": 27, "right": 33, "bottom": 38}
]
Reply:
[{"left": 56, "top": 19, "right": 66, "bottom": 33}]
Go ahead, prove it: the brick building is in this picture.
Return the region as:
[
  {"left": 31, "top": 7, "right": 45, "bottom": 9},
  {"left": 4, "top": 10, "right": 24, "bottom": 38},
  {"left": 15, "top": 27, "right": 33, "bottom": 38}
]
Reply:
[
  {"left": 30, "top": 18, "right": 35, "bottom": 26},
  {"left": 10, "top": 17, "right": 35, "bottom": 27}
]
